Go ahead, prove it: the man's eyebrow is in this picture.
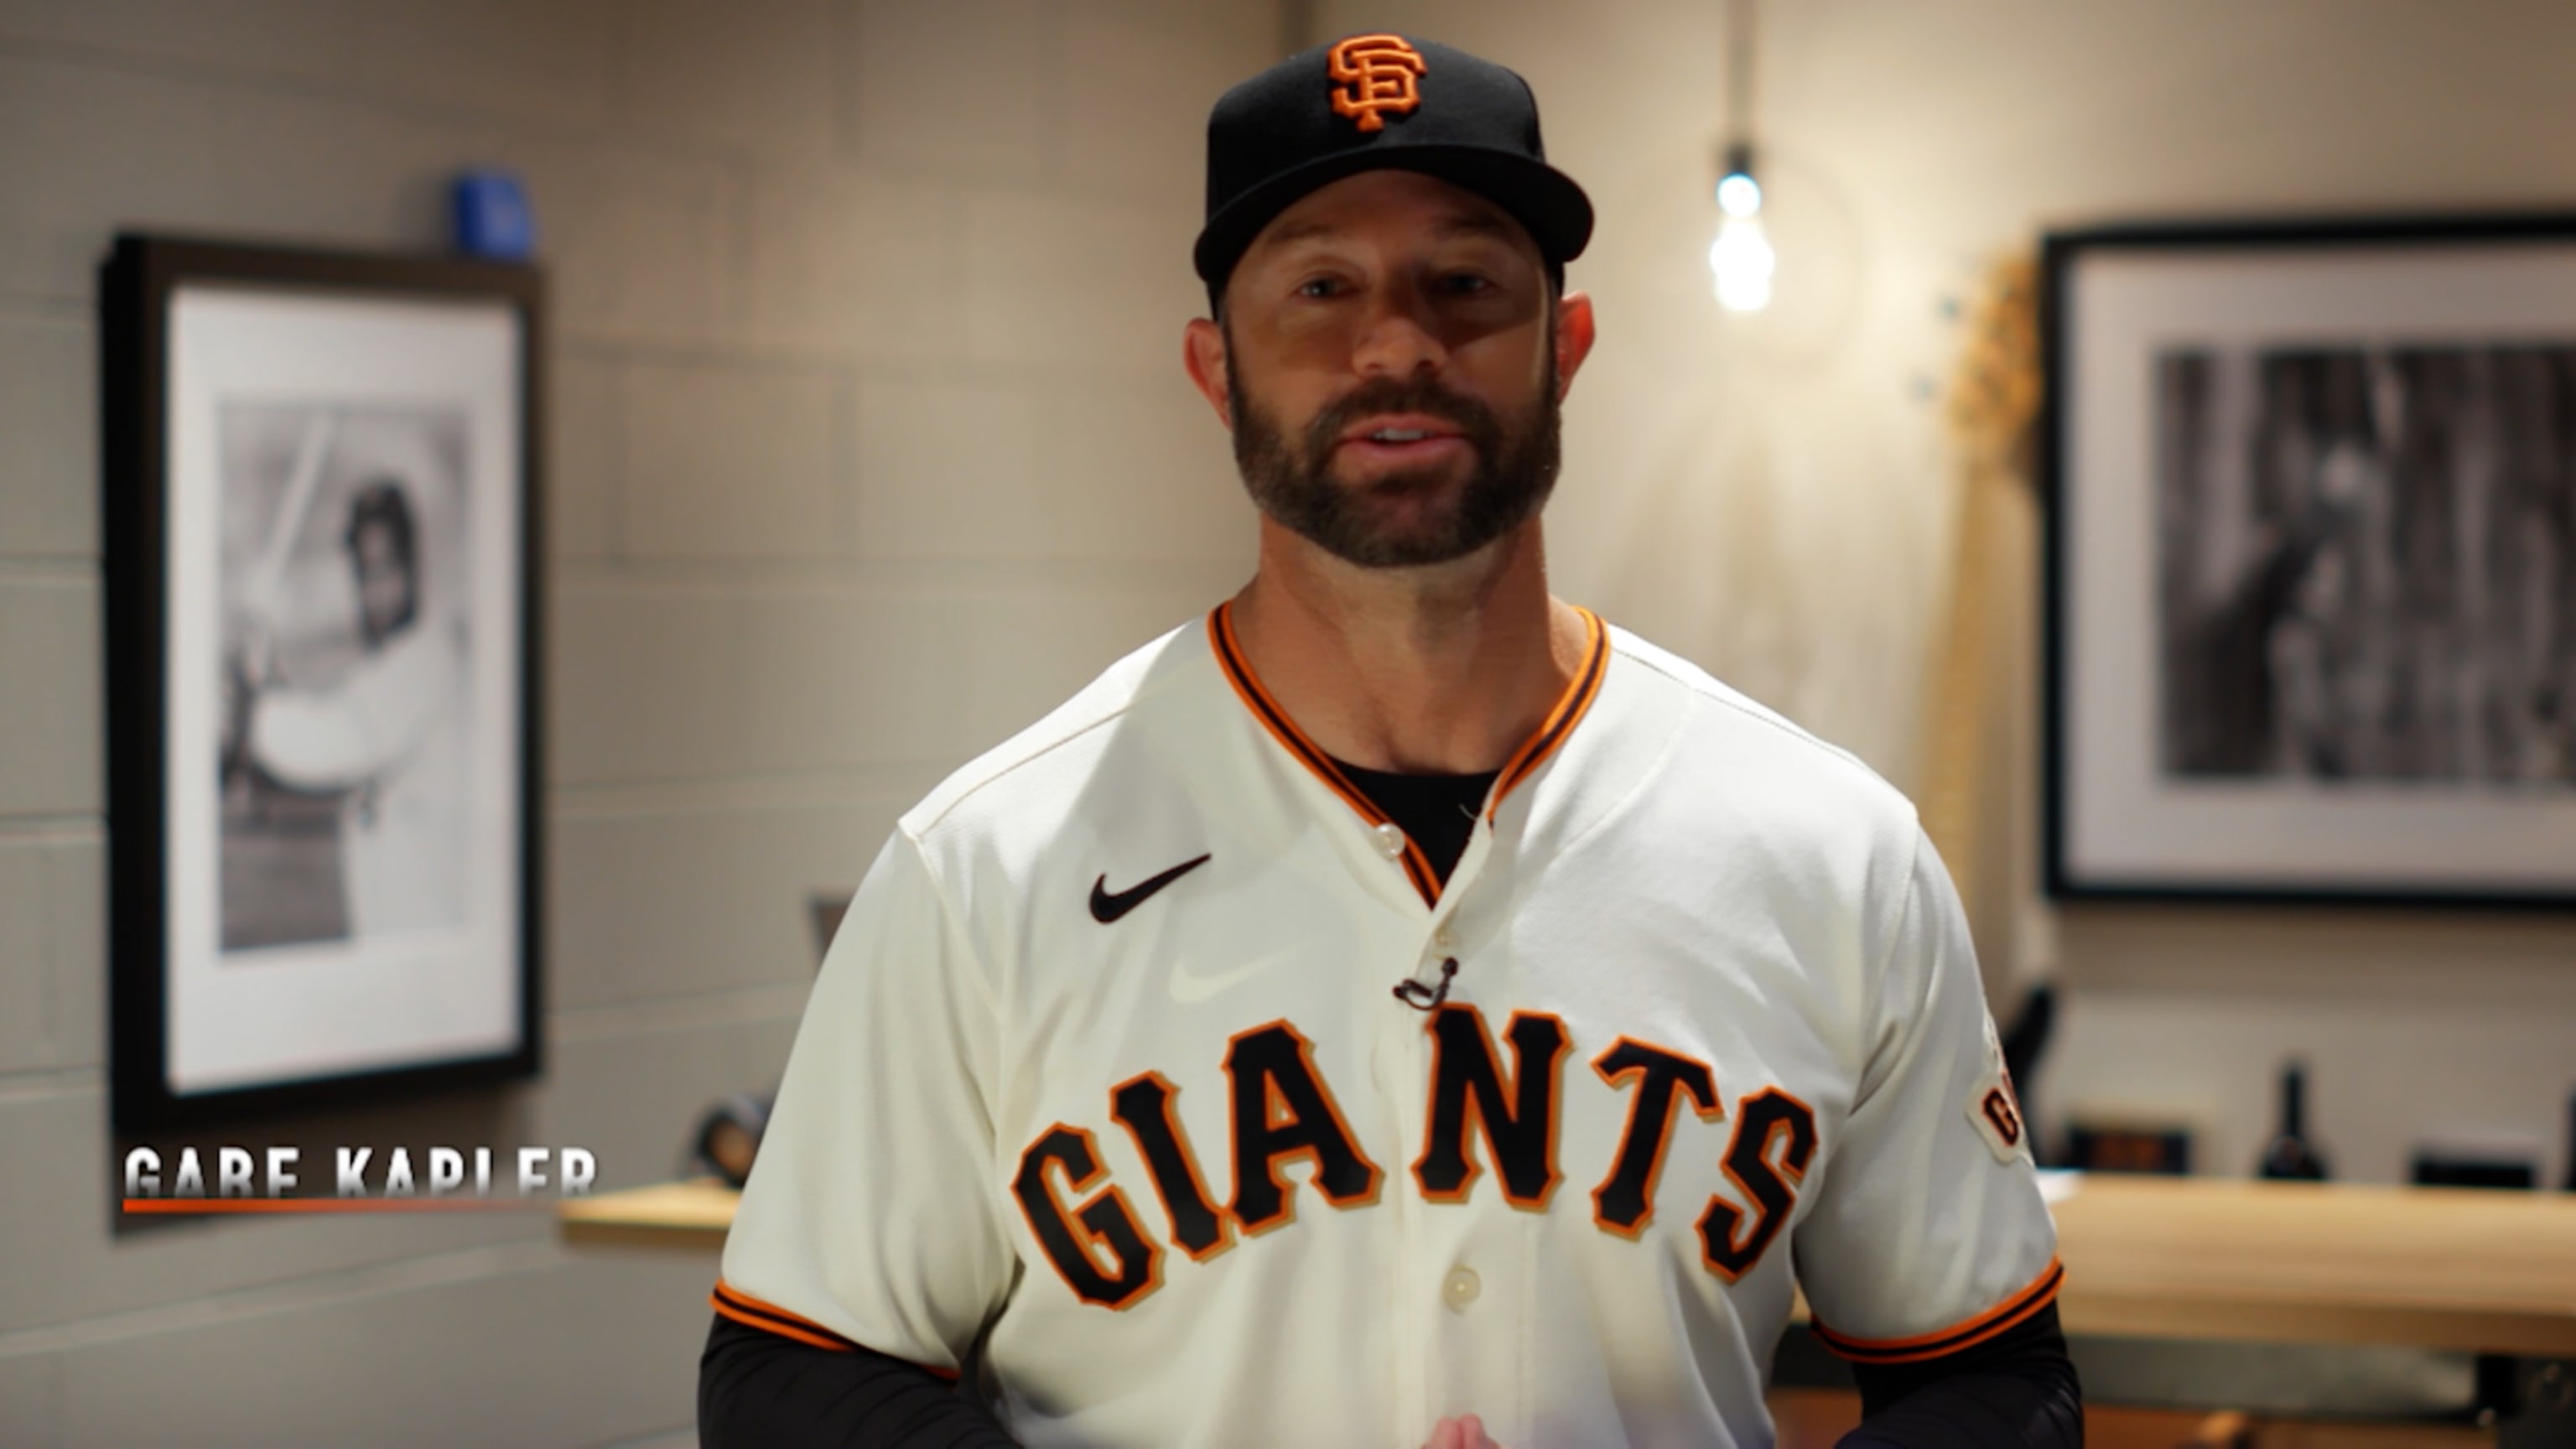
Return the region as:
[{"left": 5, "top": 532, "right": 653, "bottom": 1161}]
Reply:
[
  {"left": 1251, "top": 209, "right": 1524, "bottom": 259},
  {"left": 1253, "top": 217, "right": 1341, "bottom": 253},
  {"left": 1428, "top": 212, "right": 1519, "bottom": 242}
]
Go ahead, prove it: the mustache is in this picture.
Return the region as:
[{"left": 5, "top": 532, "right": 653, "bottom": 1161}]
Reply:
[{"left": 1302, "top": 377, "right": 1505, "bottom": 459}]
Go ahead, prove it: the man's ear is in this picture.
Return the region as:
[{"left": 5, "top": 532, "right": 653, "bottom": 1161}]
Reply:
[
  {"left": 1552, "top": 290, "right": 1597, "bottom": 402},
  {"left": 1183, "top": 316, "right": 1233, "bottom": 429}
]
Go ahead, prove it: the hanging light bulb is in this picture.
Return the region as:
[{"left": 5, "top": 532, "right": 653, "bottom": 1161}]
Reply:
[
  {"left": 1707, "top": 0, "right": 1771, "bottom": 313},
  {"left": 1709, "top": 143, "right": 1774, "bottom": 312}
]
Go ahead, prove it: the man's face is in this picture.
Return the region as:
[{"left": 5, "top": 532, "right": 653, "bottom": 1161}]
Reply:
[
  {"left": 352, "top": 521, "right": 413, "bottom": 646},
  {"left": 1192, "top": 170, "right": 1591, "bottom": 569}
]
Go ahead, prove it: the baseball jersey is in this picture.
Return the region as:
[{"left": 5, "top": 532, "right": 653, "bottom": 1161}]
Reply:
[{"left": 718, "top": 605, "right": 2059, "bottom": 1449}]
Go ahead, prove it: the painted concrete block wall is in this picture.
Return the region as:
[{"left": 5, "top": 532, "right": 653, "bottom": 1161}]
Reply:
[
  {"left": 1311, "top": 0, "right": 2576, "bottom": 1187},
  {"left": 0, "top": 2, "right": 1270, "bottom": 1444}
]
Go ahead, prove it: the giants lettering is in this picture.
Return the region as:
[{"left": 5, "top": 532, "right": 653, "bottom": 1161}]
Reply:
[
  {"left": 1413, "top": 1005, "right": 1569, "bottom": 1208},
  {"left": 1110, "top": 1070, "right": 1233, "bottom": 1260},
  {"left": 1699, "top": 1088, "right": 1820, "bottom": 1283},
  {"left": 1589, "top": 1036, "right": 1724, "bottom": 1237},
  {"left": 1223, "top": 1020, "right": 1383, "bottom": 1233},
  {"left": 1018, "top": 1016, "right": 1825, "bottom": 1309},
  {"left": 1011, "top": 1124, "right": 1163, "bottom": 1309}
]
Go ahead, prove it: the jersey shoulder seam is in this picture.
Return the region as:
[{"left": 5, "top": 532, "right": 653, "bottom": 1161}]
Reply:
[
  {"left": 906, "top": 702, "right": 1137, "bottom": 836},
  {"left": 905, "top": 624, "right": 1200, "bottom": 837},
  {"left": 1608, "top": 631, "right": 1902, "bottom": 800},
  {"left": 1852, "top": 828, "right": 1932, "bottom": 1109},
  {"left": 889, "top": 822, "right": 1005, "bottom": 1026}
]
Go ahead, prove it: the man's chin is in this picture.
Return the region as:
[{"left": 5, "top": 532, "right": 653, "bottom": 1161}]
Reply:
[{"left": 1296, "top": 506, "right": 1509, "bottom": 570}]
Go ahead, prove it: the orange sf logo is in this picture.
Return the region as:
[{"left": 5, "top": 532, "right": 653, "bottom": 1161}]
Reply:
[{"left": 1327, "top": 34, "right": 1426, "bottom": 133}]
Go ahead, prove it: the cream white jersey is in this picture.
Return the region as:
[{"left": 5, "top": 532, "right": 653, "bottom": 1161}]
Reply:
[{"left": 718, "top": 605, "right": 2059, "bottom": 1449}]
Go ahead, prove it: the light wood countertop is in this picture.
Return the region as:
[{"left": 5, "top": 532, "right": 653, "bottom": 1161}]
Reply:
[
  {"left": 560, "top": 1172, "right": 2576, "bottom": 1358},
  {"left": 558, "top": 1178, "right": 742, "bottom": 1253},
  {"left": 2042, "top": 1173, "right": 2576, "bottom": 1357}
]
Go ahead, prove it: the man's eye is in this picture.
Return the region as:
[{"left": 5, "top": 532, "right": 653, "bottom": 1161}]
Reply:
[
  {"left": 1296, "top": 277, "right": 1345, "bottom": 299},
  {"left": 1439, "top": 273, "right": 1497, "bottom": 296}
]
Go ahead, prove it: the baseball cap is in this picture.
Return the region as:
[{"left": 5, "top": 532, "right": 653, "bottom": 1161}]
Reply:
[{"left": 1194, "top": 34, "right": 1594, "bottom": 299}]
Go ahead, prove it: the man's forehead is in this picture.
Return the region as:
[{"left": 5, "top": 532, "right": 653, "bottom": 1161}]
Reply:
[{"left": 1244, "top": 171, "right": 1535, "bottom": 262}]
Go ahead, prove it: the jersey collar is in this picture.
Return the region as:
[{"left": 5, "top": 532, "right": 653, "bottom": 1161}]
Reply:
[{"left": 1206, "top": 600, "right": 1611, "bottom": 906}]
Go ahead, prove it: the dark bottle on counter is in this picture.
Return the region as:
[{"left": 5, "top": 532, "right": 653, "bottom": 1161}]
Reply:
[
  {"left": 2257, "top": 1062, "right": 2329, "bottom": 1181},
  {"left": 2563, "top": 1090, "right": 2575, "bottom": 1192}
]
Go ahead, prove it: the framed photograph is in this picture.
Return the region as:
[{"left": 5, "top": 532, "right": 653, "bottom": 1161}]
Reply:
[
  {"left": 2042, "top": 215, "right": 2576, "bottom": 906},
  {"left": 104, "top": 236, "right": 544, "bottom": 1130}
]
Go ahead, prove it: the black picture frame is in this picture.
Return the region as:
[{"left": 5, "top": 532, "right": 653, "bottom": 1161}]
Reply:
[
  {"left": 2041, "top": 213, "right": 2576, "bottom": 909},
  {"left": 104, "top": 234, "right": 546, "bottom": 1131}
]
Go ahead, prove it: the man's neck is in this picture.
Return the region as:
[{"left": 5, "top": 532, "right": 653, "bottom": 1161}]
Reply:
[{"left": 1228, "top": 518, "right": 1585, "bottom": 774}]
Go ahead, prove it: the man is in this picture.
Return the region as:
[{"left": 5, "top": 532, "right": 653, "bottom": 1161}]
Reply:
[
  {"left": 704, "top": 35, "right": 2079, "bottom": 1448},
  {"left": 229, "top": 477, "right": 468, "bottom": 940}
]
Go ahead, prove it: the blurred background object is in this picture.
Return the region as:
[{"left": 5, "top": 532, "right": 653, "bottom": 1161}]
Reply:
[
  {"left": 2065, "top": 1110, "right": 2195, "bottom": 1176},
  {"left": 2411, "top": 1138, "right": 2538, "bottom": 1192},
  {"left": 1706, "top": 0, "right": 1774, "bottom": 312},
  {"left": 450, "top": 169, "right": 538, "bottom": 261},
  {"left": 2258, "top": 1060, "right": 2331, "bottom": 1182}
]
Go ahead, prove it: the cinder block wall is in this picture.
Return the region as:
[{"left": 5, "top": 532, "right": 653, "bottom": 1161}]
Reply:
[{"left": 0, "top": 3, "right": 1269, "bottom": 1444}]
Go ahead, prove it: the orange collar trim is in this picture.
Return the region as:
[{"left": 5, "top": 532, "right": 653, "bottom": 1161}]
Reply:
[
  {"left": 1206, "top": 602, "right": 1612, "bottom": 906},
  {"left": 1488, "top": 605, "right": 1610, "bottom": 818}
]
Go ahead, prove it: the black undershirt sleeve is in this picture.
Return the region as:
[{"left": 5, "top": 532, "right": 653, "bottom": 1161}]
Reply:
[
  {"left": 699, "top": 1314, "right": 1019, "bottom": 1449},
  {"left": 1837, "top": 1302, "right": 2084, "bottom": 1447}
]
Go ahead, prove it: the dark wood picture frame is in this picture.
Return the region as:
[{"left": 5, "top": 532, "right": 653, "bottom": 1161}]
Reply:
[
  {"left": 2040, "top": 213, "right": 2576, "bottom": 910},
  {"left": 104, "top": 234, "right": 546, "bottom": 1130}
]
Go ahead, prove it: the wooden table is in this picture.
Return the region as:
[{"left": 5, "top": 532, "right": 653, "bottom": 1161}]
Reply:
[
  {"left": 2041, "top": 1175, "right": 2576, "bottom": 1360},
  {"left": 560, "top": 1172, "right": 2576, "bottom": 1359},
  {"left": 558, "top": 1177, "right": 741, "bottom": 1253}
]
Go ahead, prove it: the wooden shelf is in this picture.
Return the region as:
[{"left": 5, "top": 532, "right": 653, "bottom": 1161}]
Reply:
[
  {"left": 557, "top": 1177, "right": 741, "bottom": 1252},
  {"left": 559, "top": 1172, "right": 2576, "bottom": 1358},
  {"left": 2046, "top": 1174, "right": 2576, "bottom": 1358}
]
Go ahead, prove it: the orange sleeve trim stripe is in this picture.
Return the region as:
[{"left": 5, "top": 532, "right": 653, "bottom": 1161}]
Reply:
[
  {"left": 706, "top": 1280, "right": 963, "bottom": 1380},
  {"left": 710, "top": 1292, "right": 852, "bottom": 1353},
  {"left": 1810, "top": 1256, "right": 2064, "bottom": 1365}
]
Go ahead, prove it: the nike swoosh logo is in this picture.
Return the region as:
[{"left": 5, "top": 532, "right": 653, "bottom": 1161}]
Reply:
[
  {"left": 1169, "top": 948, "right": 1286, "bottom": 1005},
  {"left": 1089, "top": 854, "right": 1212, "bottom": 924}
]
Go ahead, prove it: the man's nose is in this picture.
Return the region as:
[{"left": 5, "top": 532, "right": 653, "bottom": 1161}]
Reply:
[{"left": 1349, "top": 293, "right": 1448, "bottom": 379}]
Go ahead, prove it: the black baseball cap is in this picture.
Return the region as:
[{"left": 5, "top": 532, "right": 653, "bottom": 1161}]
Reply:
[{"left": 1194, "top": 34, "right": 1593, "bottom": 299}]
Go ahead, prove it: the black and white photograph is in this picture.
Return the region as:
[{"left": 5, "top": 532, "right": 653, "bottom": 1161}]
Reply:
[
  {"left": 219, "top": 402, "right": 475, "bottom": 952},
  {"left": 105, "top": 236, "right": 543, "bottom": 1130},
  {"left": 2045, "top": 218, "right": 2576, "bottom": 904},
  {"left": 2153, "top": 344, "right": 2576, "bottom": 788}
]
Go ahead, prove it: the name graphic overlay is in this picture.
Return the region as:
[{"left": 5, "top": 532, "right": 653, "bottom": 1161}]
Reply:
[{"left": 122, "top": 1145, "right": 597, "bottom": 1213}]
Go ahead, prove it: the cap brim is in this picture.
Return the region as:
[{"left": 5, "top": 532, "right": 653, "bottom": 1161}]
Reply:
[{"left": 1192, "top": 144, "right": 1593, "bottom": 290}]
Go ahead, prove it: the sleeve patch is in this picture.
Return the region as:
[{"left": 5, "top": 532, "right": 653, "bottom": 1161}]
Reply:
[
  {"left": 1966, "top": 1072, "right": 2029, "bottom": 1165},
  {"left": 1961, "top": 1009, "right": 2030, "bottom": 1165}
]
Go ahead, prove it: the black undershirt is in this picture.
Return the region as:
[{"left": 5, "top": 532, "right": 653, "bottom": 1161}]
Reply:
[
  {"left": 1327, "top": 757, "right": 1497, "bottom": 886},
  {"left": 699, "top": 765, "right": 2081, "bottom": 1446}
]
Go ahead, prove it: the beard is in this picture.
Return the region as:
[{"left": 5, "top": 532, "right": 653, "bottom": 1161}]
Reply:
[{"left": 1227, "top": 332, "right": 1562, "bottom": 569}]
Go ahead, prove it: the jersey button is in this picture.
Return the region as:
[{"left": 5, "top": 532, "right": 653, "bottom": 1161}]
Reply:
[
  {"left": 1433, "top": 922, "right": 1457, "bottom": 951},
  {"left": 1373, "top": 823, "right": 1407, "bottom": 860},
  {"left": 1441, "top": 1266, "right": 1481, "bottom": 1312}
]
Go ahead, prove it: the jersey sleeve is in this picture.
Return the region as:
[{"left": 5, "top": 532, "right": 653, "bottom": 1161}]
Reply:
[
  {"left": 716, "top": 828, "right": 1015, "bottom": 1372},
  {"left": 1792, "top": 828, "right": 2061, "bottom": 1364}
]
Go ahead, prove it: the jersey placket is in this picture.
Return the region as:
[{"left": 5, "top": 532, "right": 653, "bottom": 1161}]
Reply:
[{"left": 1206, "top": 604, "right": 1611, "bottom": 1441}]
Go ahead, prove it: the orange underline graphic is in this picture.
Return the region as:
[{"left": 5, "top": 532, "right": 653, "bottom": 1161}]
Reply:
[{"left": 122, "top": 1197, "right": 551, "bottom": 1214}]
